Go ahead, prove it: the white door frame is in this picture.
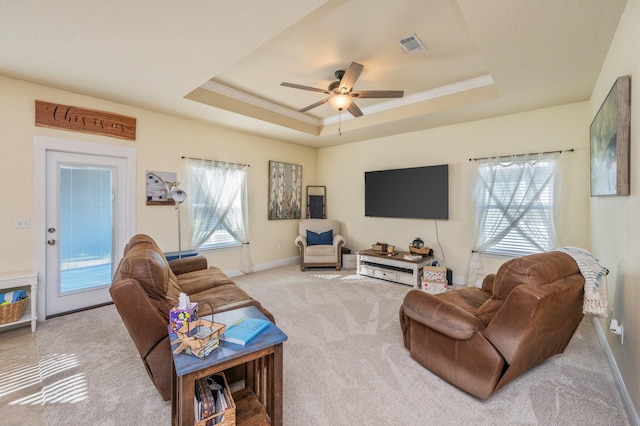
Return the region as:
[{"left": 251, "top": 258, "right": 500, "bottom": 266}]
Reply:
[{"left": 34, "top": 135, "right": 136, "bottom": 321}]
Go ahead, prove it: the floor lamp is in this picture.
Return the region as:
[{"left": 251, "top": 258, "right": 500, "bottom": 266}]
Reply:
[
  {"left": 146, "top": 172, "right": 187, "bottom": 258},
  {"left": 170, "top": 185, "right": 187, "bottom": 259}
]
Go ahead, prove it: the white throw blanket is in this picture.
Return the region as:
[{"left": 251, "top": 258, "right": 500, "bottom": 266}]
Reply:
[{"left": 555, "top": 247, "right": 608, "bottom": 317}]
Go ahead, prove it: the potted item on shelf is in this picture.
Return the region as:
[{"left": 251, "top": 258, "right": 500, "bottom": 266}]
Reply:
[
  {"left": 411, "top": 237, "right": 424, "bottom": 249},
  {"left": 409, "top": 237, "right": 431, "bottom": 255}
]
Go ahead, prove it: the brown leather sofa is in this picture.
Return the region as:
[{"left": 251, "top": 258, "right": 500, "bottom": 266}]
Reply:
[
  {"left": 110, "top": 234, "right": 273, "bottom": 401},
  {"left": 399, "top": 251, "right": 584, "bottom": 399}
]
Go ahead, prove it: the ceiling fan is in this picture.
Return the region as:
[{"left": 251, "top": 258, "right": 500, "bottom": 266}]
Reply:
[{"left": 280, "top": 62, "right": 404, "bottom": 118}]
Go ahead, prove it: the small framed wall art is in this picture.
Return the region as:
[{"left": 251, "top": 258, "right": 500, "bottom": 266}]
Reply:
[
  {"left": 590, "top": 75, "right": 631, "bottom": 196},
  {"left": 146, "top": 171, "right": 177, "bottom": 205},
  {"left": 268, "top": 161, "right": 302, "bottom": 220}
]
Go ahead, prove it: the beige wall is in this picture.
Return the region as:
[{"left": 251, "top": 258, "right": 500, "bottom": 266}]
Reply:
[
  {"left": 0, "top": 75, "right": 316, "bottom": 276},
  {"left": 589, "top": 0, "right": 640, "bottom": 418},
  {"left": 318, "top": 102, "right": 591, "bottom": 282}
]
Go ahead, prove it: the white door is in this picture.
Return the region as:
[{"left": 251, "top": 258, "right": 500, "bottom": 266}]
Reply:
[{"left": 45, "top": 151, "right": 127, "bottom": 316}]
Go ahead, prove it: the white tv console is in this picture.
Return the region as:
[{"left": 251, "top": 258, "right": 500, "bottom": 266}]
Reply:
[{"left": 357, "top": 249, "right": 433, "bottom": 287}]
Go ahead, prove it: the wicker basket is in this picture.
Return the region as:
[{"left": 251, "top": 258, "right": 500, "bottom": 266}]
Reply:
[
  {"left": 0, "top": 297, "right": 28, "bottom": 324},
  {"left": 409, "top": 246, "right": 432, "bottom": 255},
  {"left": 195, "top": 372, "right": 236, "bottom": 426},
  {"left": 171, "top": 318, "right": 226, "bottom": 359}
]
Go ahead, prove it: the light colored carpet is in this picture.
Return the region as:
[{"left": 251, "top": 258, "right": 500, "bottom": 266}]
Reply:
[{"left": 0, "top": 264, "right": 630, "bottom": 425}]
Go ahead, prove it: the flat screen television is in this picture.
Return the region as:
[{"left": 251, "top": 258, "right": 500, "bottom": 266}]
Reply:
[{"left": 365, "top": 164, "right": 448, "bottom": 219}]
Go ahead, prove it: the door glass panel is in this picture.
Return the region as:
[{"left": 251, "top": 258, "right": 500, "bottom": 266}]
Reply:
[{"left": 59, "top": 165, "right": 113, "bottom": 294}]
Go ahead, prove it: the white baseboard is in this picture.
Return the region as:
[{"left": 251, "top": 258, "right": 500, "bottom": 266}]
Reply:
[
  {"left": 225, "top": 256, "right": 299, "bottom": 278},
  {"left": 451, "top": 274, "right": 465, "bottom": 285},
  {"left": 592, "top": 316, "right": 639, "bottom": 426}
]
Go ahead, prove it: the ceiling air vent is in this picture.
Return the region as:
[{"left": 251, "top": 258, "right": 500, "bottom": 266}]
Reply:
[{"left": 399, "top": 33, "right": 426, "bottom": 54}]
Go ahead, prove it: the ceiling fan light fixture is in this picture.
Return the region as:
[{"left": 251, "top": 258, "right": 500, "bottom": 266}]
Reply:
[{"left": 328, "top": 93, "right": 353, "bottom": 111}]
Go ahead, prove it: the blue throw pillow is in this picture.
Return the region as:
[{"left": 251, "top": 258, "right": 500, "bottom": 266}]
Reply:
[{"left": 307, "top": 229, "right": 333, "bottom": 246}]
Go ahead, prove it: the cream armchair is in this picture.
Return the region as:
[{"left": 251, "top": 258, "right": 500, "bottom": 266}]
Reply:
[{"left": 295, "top": 219, "right": 346, "bottom": 271}]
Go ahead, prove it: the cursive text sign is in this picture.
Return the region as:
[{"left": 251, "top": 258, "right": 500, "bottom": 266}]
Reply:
[{"left": 35, "top": 101, "right": 136, "bottom": 141}]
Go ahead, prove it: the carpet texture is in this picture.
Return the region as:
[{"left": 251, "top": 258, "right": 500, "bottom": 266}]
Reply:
[{"left": 0, "top": 264, "right": 630, "bottom": 425}]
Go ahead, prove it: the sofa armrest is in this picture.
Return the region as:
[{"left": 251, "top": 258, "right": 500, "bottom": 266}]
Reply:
[
  {"left": 482, "top": 273, "right": 496, "bottom": 293},
  {"left": 333, "top": 234, "right": 346, "bottom": 249},
  {"left": 294, "top": 235, "right": 307, "bottom": 249},
  {"left": 110, "top": 278, "right": 170, "bottom": 359},
  {"left": 168, "top": 255, "right": 208, "bottom": 275},
  {"left": 401, "top": 289, "right": 486, "bottom": 340}
]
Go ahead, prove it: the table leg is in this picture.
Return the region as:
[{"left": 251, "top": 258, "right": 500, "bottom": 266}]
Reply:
[
  {"left": 30, "top": 281, "right": 37, "bottom": 332},
  {"left": 180, "top": 374, "right": 195, "bottom": 425},
  {"left": 271, "top": 343, "right": 284, "bottom": 426},
  {"left": 171, "top": 363, "right": 177, "bottom": 425}
]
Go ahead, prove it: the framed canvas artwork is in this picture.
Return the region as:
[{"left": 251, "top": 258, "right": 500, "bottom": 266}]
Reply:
[
  {"left": 268, "top": 161, "right": 302, "bottom": 220},
  {"left": 590, "top": 75, "right": 631, "bottom": 196}
]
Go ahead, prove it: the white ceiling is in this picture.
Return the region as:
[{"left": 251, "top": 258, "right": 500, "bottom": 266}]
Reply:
[{"left": 0, "top": 0, "right": 627, "bottom": 148}]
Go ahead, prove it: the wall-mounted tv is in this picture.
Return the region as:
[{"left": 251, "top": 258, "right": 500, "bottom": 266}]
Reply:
[{"left": 365, "top": 164, "right": 449, "bottom": 220}]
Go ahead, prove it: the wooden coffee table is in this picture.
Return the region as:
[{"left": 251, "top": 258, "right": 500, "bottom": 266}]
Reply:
[{"left": 170, "top": 305, "right": 288, "bottom": 425}]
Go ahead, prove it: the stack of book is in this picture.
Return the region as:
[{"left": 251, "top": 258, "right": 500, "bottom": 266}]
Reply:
[
  {"left": 190, "top": 336, "right": 221, "bottom": 358},
  {"left": 222, "top": 317, "right": 271, "bottom": 346},
  {"left": 403, "top": 253, "right": 423, "bottom": 261}
]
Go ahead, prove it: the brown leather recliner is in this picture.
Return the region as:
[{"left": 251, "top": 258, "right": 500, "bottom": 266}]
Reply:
[
  {"left": 399, "top": 251, "right": 584, "bottom": 399},
  {"left": 110, "top": 234, "right": 274, "bottom": 401}
]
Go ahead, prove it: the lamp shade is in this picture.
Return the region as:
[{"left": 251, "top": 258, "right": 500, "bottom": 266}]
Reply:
[
  {"left": 328, "top": 93, "right": 353, "bottom": 111},
  {"left": 172, "top": 189, "right": 187, "bottom": 203}
]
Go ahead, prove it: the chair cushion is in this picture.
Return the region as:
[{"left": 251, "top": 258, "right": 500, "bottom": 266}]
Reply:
[
  {"left": 307, "top": 229, "right": 333, "bottom": 246},
  {"left": 306, "top": 244, "right": 335, "bottom": 256}
]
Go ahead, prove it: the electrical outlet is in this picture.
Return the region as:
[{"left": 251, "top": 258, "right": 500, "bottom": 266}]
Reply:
[
  {"left": 278, "top": 243, "right": 282, "bottom": 250},
  {"left": 609, "top": 318, "right": 624, "bottom": 345},
  {"left": 14, "top": 218, "right": 30, "bottom": 229}
]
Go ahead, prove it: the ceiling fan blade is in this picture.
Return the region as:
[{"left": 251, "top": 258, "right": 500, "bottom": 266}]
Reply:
[
  {"left": 281, "top": 82, "right": 330, "bottom": 94},
  {"left": 298, "top": 98, "right": 329, "bottom": 113},
  {"left": 351, "top": 90, "right": 404, "bottom": 99},
  {"left": 338, "top": 62, "right": 364, "bottom": 92},
  {"left": 347, "top": 102, "right": 363, "bottom": 118}
]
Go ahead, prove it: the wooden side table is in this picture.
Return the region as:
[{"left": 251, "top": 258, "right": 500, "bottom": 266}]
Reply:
[{"left": 170, "top": 306, "right": 288, "bottom": 425}]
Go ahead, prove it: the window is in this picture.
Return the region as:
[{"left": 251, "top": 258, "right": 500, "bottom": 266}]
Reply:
[{"left": 472, "top": 154, "right": 560, "bottom": 257}]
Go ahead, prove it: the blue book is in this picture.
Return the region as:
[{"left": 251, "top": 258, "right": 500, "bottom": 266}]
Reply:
[{"left": 222, "top": 317, "right": 271, "bottom": 345}]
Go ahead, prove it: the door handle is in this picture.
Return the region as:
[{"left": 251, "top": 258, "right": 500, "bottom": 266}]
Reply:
[{"left": 47, "top": 239, "right": 56, "bottom": 245}]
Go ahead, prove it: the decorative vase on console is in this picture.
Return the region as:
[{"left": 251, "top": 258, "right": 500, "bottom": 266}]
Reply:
[{"left": 411, "top": 237, "right": 424, "bottom": 249}]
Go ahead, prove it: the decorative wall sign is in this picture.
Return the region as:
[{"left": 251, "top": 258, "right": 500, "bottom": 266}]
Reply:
[
  {"left": 590, "top": 75, "right": 631, "bottom": 196},
  {"left": 35, "top": 100, "right": 136, "bottom": 141},
  {"left": 146, "top": 171, "right": 177, "bottom": 206},
  {"left": 268, "top": 161, "right": 302, "bottom": 220}
]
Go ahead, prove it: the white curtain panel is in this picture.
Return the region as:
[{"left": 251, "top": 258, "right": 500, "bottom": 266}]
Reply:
[
  {"left": 467, "top": 251, "right": 485, "bottom": 288},
  {"left": 187, "top": 158, "right": 254, "bottom": 273},
  {"left": 468, "top": 153, "right": 563, "bottom": 282}
]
